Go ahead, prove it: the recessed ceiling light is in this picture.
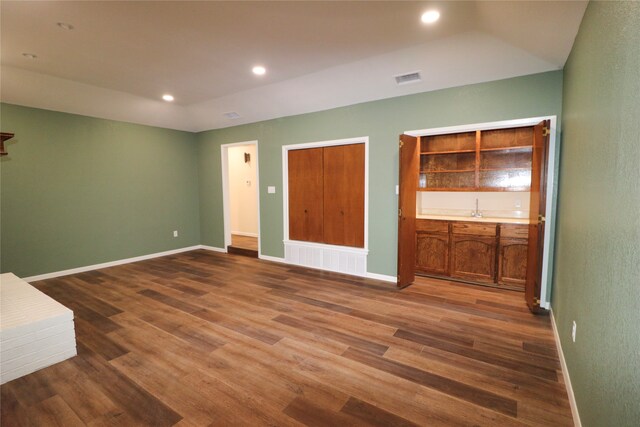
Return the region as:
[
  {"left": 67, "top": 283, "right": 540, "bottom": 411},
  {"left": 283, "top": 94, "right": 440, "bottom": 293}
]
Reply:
[
  {"left": 57, "top": 22, "right": 74, "bottom": 31},
  {"left": 252, "top": 66, "right": 266, "bottom": 76},
  {"left": 162, "top": 94, "right": 174, "bottom": 102},
  {"left": 421, "top": 10, "right": 440, "bottom": 24},
  {"left": 22, "top": 53, "right": 38, "bottom": 60}
]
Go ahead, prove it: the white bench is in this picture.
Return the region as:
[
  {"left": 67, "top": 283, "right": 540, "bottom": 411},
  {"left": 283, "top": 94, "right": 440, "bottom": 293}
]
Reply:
[{"left": 0, "top": 273, "right": 77, "bottom": 384}]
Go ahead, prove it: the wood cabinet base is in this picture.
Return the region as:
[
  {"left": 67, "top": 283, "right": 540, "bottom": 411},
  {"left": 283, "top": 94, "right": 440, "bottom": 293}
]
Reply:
[
  {"left": 416, "top": 272, "right": 526, "bottom": 292},
  {"left": 415, "top": 219, "right": 529, "bottom": 292}
]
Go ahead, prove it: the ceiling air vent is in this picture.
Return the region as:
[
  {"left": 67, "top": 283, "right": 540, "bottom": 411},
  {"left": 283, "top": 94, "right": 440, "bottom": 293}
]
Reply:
[
  {"left": 394, "top": 71, "right": 422, "bottom": 85},
  {"left": 223, "top": 111, "right": 241, "bottom": 120}
]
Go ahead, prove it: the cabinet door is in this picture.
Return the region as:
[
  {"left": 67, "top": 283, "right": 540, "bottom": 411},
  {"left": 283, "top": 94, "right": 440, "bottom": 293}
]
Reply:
[
  {"left": 323, "top": 144, "right": 365, "bottom": 248},
  {"left": 498, "top": 238, "right": 529, "bottom": 290},
  {"left": 450, "top": 235, "right": 497, "bottom": 283},
  {"left": 416, "top": 232, "right": 450, "bottom": 276},
  {"left": 526, "top": 120, "right": 550, "bottom": 312},
  {"left": 397, "top": 134, "right": 419, "bottom": 288},
  {"left": 288, "top": 148, "right": 324, "bottom": 243}
]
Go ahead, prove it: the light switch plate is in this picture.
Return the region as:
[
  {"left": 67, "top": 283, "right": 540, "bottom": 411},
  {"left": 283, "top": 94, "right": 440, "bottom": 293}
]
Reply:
[
  {"left": 395, "top": 185, "right": 399, "bottom": 195},
  {"left": 267, "top": 186, "right": 276, "bottom": 194}
]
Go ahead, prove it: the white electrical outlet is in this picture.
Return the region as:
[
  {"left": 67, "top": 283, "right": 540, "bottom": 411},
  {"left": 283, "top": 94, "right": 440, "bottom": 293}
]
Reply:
[
  {"left": 173, "top": 230, "right": 178, "bottom": 238},
  {"left": 571, "top": 321, "right": 577, "bottom": 342},
  {"left": 267, "top": 186, "right": 276, "bottom": 194},
  {"left": 395, "top": 185, "right": 399, "bottom": 195},
  {"left": 515, "top": 199, "right": 522, "bottom": 208}
]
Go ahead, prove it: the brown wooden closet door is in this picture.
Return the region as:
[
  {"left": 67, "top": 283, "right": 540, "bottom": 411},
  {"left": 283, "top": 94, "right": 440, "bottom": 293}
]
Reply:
[
  {"left": 288, "top": 148, "right": 324, "bottom": 243},
  {"left": 322, "top": 144, "right": 365, "bottom": 248}
]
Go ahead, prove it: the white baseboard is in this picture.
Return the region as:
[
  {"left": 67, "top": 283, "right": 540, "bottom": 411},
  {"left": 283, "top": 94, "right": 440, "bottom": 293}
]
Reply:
[
  {"left": 259, "top": 254, "right": 287, "bottom": 264},
  {"left": 199, "top": 245, "right": 227, "bottom": 253},
  {"left": 366, "top": 272, "right": 397, "bottom": 283},
  {"left": 550, "top": 309, "right": 582, "bottom": 427},
  {"left": 230, "top": 231, "right": 258, "bottom": 238},
  {"left": 23, "top": 245, "right": 202, "bottom": 282},
  {"left": 21, "top": 244, "right": 396, "bottom": 290}
]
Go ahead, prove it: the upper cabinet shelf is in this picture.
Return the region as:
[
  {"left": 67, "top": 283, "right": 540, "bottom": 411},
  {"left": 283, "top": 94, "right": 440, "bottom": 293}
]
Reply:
[
  {"left": 421, "top": 149, "right": 476, "bottom": 155},
  {"left": 419, "top": 126, "right": 534, "bottom": 192},
  {"left": 479, "top": 145, "right": 532, "bottom": 152}
]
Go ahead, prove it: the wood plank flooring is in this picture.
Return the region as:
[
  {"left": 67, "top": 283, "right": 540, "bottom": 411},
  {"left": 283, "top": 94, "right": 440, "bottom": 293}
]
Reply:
[
  {"left": 228, "top": 235, "right": 259, "bottom": 258},
  {"left": 0, "top": 250, "right": 573, "bottom": 426},
  {"left": 231, "top": 234, "right": 259, "bottom": 251}
]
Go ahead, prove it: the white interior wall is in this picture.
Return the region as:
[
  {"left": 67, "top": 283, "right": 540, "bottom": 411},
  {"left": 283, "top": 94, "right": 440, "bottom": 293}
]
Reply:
[
  {"left": 418, "top": 191, "right": 530, "bottom": 218},
  {"left": 228, "top": 145, "right": 258, "bottom": 236}
]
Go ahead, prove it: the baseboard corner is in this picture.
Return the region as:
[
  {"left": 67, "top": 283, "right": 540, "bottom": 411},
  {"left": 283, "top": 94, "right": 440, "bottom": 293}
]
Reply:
[{"left": 550, "top": 308, "right": 582, "bottom": 427}]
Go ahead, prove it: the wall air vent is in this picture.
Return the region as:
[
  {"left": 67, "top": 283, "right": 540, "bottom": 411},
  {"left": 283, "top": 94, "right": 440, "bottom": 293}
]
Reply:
[
  {"left": 394, "top": 71, "right": 422, "bottom": 85},
  {"left": 223, "top": 111, "right": 241, "bottom": 120}
]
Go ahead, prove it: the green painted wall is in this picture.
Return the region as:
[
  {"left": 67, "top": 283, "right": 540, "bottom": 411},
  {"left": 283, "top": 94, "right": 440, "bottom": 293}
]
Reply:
[
  {"left": 553, "top": 2, "right": 640, "bottom": 426},
  {"left": 197, "top": 71, "right": 563, "bottom": 283},
  {"left": 0, "top": 104, "right": 200, "bottom": 278},
  {"left": 1, "top": 71, "right": 564, "bottom": 286}
]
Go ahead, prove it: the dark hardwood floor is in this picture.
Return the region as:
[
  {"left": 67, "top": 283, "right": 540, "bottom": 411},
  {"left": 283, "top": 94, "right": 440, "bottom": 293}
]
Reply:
[
  {"left": 228, "top": 235, "right": 259, "bottom": 258},
  {"left": 231, "top": 234, "right": 258, "bottom": 251},
  {"left": 0, "top": 250, "right": 573, "bottom": 426}
]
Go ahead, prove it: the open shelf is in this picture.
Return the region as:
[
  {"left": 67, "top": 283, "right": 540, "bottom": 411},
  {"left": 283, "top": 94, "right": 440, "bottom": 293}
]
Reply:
[
  {"left": 418, "top": 126, "right": 534, "bottom": 192},
  {"left": 421, "top": 149, "right": 476, "bottom": 155},
  {"left": 420, "top": 169, "right": 475, "bottom": 174},
  {"left": 479, "top": 167, "right": 530, "bottom": 172},
  {"left": 480, "top": 145, "right": 532, "bottom": 152}
]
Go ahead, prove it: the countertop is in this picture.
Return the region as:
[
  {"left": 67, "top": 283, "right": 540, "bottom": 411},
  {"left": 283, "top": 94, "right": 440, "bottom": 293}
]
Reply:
[{"left": 416, "top": 214, "right": 530, "bottom": 224}]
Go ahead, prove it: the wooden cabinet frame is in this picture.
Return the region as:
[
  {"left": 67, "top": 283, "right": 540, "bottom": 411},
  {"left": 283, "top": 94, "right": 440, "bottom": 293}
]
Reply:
[{"left": 401, "top": 116, "right": 558, "bottom": 311}]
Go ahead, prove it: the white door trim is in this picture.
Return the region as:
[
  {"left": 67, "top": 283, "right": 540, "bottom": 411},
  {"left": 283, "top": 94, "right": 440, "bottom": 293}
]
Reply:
[
  {"left": 405, "top": 116, "right": 557, "bottom": 309},
  {"left": 221, "top": 140, "right": 261, "bottom": 255}
]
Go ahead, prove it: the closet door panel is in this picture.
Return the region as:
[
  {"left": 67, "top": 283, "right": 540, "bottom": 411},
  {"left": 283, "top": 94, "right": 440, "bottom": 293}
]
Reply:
[
  {"left": 323, "top": 144, "right": 365, "bottom": 248},
  {"left": 288, "top": 148, "right": 324, "bottom": 243}
]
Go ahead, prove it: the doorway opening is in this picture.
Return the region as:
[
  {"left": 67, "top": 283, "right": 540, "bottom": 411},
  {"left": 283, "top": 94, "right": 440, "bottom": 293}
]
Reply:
[{"left": 221, "top": 141, "right": 260, "bottom": 258}]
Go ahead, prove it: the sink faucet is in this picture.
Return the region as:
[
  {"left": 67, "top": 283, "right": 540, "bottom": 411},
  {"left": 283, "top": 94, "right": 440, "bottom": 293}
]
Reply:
[{"left": 471, "top": 198, "right": 483, "bottom": 218}]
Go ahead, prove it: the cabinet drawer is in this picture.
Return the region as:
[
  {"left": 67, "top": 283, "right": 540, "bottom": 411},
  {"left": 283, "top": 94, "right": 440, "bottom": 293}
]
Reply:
[
  {"left": 500, "top": 224, "right": 529, "bottom": 239},
  {"left": 451, "top": 222, "right": 497, "bottom": 237},
  {"left": 416, "top": 219, "right": 449, "bottom": 234}
]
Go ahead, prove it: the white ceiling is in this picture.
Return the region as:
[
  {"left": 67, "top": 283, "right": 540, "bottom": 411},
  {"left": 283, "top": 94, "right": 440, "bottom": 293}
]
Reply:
[{"left": 1, "top": 1, "right": 587, "bottom": 132}]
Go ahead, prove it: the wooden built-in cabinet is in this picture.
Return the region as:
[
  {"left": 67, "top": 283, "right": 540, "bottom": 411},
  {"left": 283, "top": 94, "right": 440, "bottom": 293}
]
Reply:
[
  {"left": 497, "top": 224, "right": 530, "bottom": 290},
  {"left": 450, "top": 222, "right": 497, "bottom": 284},
  {"left": 419, "top": 127, "right": 534, "bottom": 192},
  {"left": 416, "top": 219, "right": 529, "bottom": 291},
  {"left": 288, "top": 144, "right": 365, "bottom": 248},
  {"left": 415, "top": 220, "right": 449, "bottom": 276}
]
